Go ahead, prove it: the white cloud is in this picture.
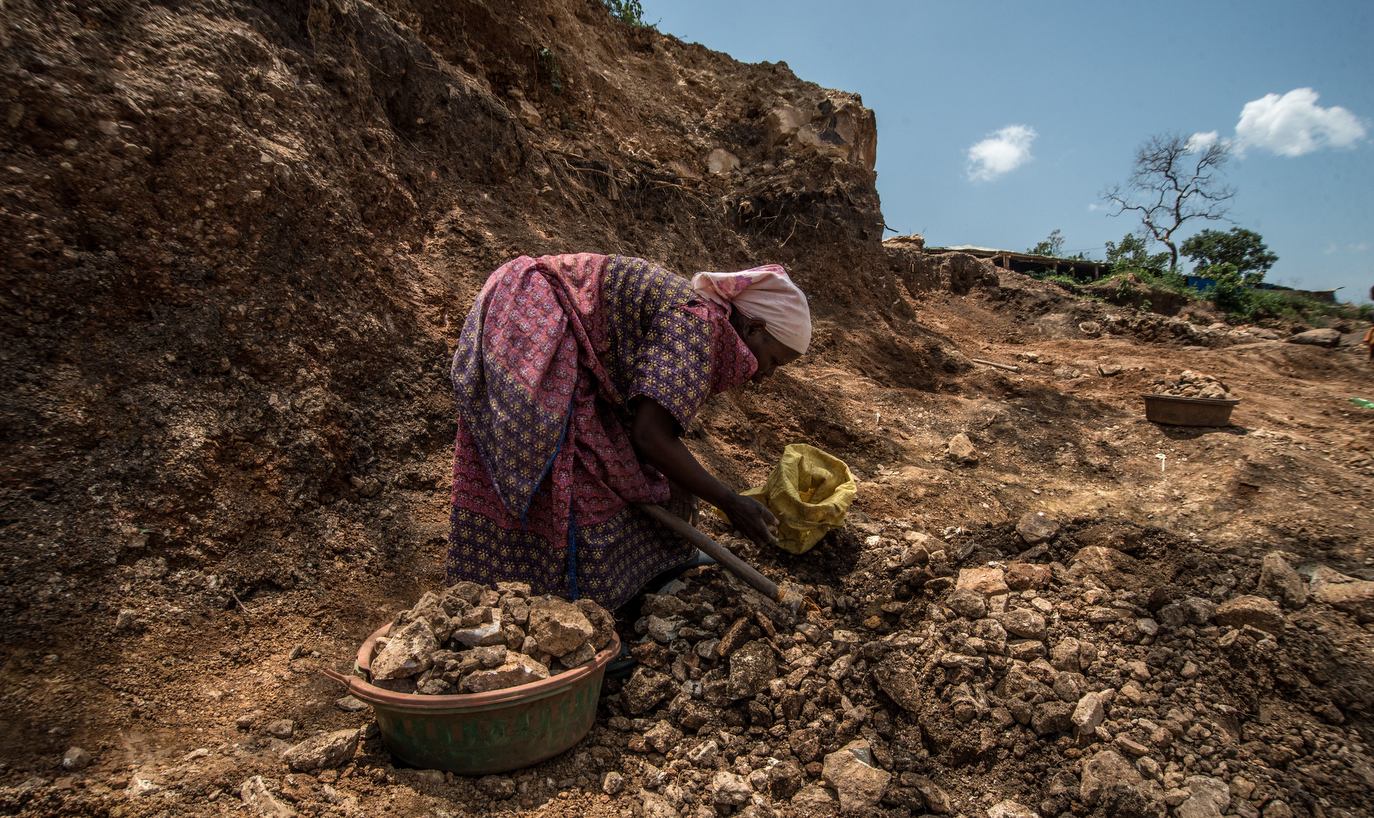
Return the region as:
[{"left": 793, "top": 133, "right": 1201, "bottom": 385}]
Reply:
[
  {"left": 966, "top": 124, "right": 1036, "bottom": 182},
  {"left": 1234, "top": 88, "right": 1367, "bottom": 157},
  {"left": 1185, "top": 131, "right": 1219, "bottom": 153},
  {"left": 1324, "top": 241, "right": 1371, "bottom": 255},
  {"left": 1087, "top": 202, "right": 1105, "bottom": 212}
]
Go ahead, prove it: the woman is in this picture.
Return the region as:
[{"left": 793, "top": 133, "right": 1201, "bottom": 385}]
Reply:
[{"left": 447, "top": 252, "right": 810, "bottom": 610}]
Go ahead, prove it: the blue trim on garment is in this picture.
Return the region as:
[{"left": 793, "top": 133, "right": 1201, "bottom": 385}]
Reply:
[
  {"left": 566, "top": 512, "right": 580, "bottom": 600},
  {"left": 521, "top": 397, "right": 575, "bottom": 525}
]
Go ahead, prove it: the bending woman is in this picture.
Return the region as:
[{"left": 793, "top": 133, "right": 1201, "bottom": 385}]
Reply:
[{"left": 447, "top": 253, "right": 810, "bottom": 609}]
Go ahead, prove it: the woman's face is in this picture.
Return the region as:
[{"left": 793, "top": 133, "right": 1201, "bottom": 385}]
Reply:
[{"left": 742, "top": 322, "right": 802, "bottom": 381}]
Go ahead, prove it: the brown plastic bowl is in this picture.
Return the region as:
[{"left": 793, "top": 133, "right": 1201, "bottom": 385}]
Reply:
[{"left": 1142, "top": 393, "right": 1240, "bottom": 427}]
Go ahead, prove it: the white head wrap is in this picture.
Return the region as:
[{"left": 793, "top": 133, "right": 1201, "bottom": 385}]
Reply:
[{"left": 689, "top": 265, "right": 812, "bottom": 354}]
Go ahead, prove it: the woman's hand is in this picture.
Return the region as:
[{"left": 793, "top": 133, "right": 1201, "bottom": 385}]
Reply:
[
  {"left": 630, "top": 399, "right": 780, "bottom": 548},
  {"left": 722, "top": 493, "right": 780, "bottom": 549}
]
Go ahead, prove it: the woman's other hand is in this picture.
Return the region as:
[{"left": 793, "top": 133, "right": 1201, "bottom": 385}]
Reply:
[
  {"left": 722, "top": 494, "right": 779, "bottom": 548},
  {"left": 631, "top": 399, "right": 780, "bottom": 548}
]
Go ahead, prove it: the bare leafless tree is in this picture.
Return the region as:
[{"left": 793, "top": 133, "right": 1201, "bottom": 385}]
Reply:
[{"left": 1103, "top": 134, "right": 1234, "bottom": 271}]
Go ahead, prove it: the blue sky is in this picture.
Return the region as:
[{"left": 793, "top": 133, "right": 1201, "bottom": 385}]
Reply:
[{"left": 645, "top": 0, "right": 1374, "bottom": 302}]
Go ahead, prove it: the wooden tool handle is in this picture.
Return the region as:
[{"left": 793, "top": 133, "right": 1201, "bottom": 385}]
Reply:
[{"left": 638, "top": 503, "right": 781, "bottom": 601}]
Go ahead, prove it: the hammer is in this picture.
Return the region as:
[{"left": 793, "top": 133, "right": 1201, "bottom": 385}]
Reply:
[{"left": 638, "top": 503, "right": 816, "bottom": 616}]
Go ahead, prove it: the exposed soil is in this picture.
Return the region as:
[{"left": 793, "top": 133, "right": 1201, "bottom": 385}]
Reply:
[{"left": 2, "top": 1, "right": 1373, "bottom": 817}]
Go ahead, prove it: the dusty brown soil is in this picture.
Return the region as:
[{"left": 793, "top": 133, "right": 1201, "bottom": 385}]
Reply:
[{"left": 2, "top": 1, "right": 1372, "bottom": 817}]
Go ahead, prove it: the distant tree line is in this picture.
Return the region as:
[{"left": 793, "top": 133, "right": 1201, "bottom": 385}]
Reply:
[{"left": 1018, "top": 132, "right": 1342, "bottom": 320}]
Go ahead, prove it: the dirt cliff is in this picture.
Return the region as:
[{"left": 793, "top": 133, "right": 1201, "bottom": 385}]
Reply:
[{"left": 1, "top": 0, "right": 893, "bottom": 638}]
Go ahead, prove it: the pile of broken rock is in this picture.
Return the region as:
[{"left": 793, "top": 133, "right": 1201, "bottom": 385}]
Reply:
[
  {"left": 595, "top": 517, "right": 1373, "bottom": 818},
  {"left": 367, "top": 582, "right": 615, "bottom": 695},
  {"left": 1154, "top": 370, "right": 1233, "bottom": 400}
]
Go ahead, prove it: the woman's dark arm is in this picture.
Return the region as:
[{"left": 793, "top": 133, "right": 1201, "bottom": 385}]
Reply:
[{"left": 630, "top": 399, "right": 779, "bottom": 548}]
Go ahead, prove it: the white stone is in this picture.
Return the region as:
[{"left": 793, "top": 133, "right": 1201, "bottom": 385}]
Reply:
[{"left": 821, "top": 739, "right": 890, "bottom": 811}]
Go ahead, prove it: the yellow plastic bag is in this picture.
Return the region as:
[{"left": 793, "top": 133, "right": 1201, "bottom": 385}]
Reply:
[{"left": 741, "top": 443, "right": 857, "bottom": 555}]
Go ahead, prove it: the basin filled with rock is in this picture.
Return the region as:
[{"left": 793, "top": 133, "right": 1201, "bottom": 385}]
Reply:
[
  {"left": 366, "top": 581, "right": 616, "bottom": 695},
  {"left": 1153, "top": 370, "right": 1232, "bottom": 400},
  {"left": 322, "top": 582, "right": 620, "bottom": 775},
  {"left": 1143, "top": 370, "right": 1239, "bottom": 426}
]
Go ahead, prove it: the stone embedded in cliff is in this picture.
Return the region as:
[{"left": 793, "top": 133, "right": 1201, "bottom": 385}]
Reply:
[
  {"left": 707, "top": 148, "right": 740, "bottom": 176},
  {"left": 766, "top": 105, "right": 807, "bottom": 147},
  {"left": 764, "top": 95, "right": 877, "bottom": 171}
]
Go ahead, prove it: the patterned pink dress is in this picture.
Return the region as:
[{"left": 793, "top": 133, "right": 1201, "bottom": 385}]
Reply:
[{"left": 448, "top": 254, "right": 758, "bottom": 609}]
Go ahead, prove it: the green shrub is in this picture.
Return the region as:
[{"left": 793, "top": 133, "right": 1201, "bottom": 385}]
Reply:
[
  {"left": 1027, "top": 268, "right": 1080, "bottom": 289},
  {"left": 601, "top": 0, "right": 652, "bottom": 27},
  {"left": 1205, "top": 263, "right": 1253, "bottom": 318},
  {"left": 1105, "top": 233, "right": 1169, "bottom": 278},
  {"left": 1199, "top": 268, "right": 1357, "bottom": 323},
  {"left": 1244, "top": 289, "right": 1302, "bottom": 321}
]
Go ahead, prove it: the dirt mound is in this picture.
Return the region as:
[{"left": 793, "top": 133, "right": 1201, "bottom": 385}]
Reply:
[
  {"left": 1082, "top": 274, "right": 1197, "bottom": 318},
  {"left": 3, "top": 1, "right": 1373, "bottom": 816}
]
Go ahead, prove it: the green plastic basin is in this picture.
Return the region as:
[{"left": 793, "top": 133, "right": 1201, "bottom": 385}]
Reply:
[{"left": 324, "top": 622, "right": 618, "bottom": 775}]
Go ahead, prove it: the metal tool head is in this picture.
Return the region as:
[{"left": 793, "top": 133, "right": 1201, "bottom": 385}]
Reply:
[{"left": 775, "top": 582, "right": 821, "bottom": 618}]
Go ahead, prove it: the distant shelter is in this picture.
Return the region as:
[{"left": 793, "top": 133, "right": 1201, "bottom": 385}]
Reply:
[{"left": 925, "top": 244, "right": 1107, "bottom": 281}]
